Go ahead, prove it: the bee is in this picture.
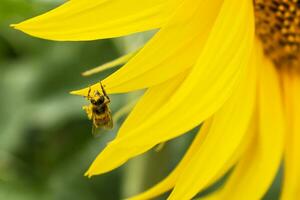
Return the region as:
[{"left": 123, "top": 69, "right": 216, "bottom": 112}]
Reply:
[{"left": 83, "top": 82, "right": 113, "bottom": 136}]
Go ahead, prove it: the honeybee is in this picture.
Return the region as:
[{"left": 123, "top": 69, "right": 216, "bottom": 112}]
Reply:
[{"left": 83, "top": 82, "right": 113, "bottom": 136}]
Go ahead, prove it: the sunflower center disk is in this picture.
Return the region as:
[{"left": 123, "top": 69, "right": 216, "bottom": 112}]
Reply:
[{"left": 254, "top": 0, "right": 300, "bottom": 69}]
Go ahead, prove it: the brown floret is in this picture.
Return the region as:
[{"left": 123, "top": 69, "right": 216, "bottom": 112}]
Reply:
[{"left": 254, "top": 0, "right": 300, "bottom": 69}]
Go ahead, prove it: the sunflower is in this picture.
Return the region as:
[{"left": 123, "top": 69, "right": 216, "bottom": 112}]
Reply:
[{"left": 12, "top": 0, "right": 300, "bottom": 199}]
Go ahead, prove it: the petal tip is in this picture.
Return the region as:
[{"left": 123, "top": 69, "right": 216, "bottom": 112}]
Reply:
[
  {"left": 10, "top": 22, "right": 26, "bottom": 31},
  {"left": 84, "top": 171, "right": 93, "bottom": 178},
  {"left": 81, "top": 72, "right": 89, "bottom": 77},
  {"left": 10, "top": 23, "right": 17, "bottom": 28},
  {"left": 70, "top": 89, "right": 86, "bottom": 96},
  {"left": 85, "top": 165, "right": 107, "bottom": 177}
]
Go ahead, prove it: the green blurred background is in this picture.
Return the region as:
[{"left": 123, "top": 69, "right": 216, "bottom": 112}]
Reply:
[{"left": 0, "top": 1, "right": 281, "bottom": 200}]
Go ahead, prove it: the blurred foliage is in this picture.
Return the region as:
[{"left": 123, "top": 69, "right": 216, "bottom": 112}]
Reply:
[{"left": 0, "top": 1, "right": 282, "bottom": 200}]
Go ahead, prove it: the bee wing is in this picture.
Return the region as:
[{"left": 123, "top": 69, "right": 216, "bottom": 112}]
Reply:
[
  {"left": 92, "top": 124, "right": 106, "bottom": 138},
  {"left": 91, "top": 123, "right": 99, "bottom": 137},
  {"left": 104, "top": 113, "right": 114, "bottom": 129},
  {"left": 103, "top": 108, "right": 113, "bottom": 129}
]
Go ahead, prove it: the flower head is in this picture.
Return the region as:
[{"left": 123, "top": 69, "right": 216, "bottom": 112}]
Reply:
[{"left": 13, "top": 0, "right": 300, "bottom": 199}]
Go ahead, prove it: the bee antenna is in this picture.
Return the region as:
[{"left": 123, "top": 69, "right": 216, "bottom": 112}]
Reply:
[
  {"left": 100, "top": 81, "right": 109, "bottom": 99},
  {"left": 100, "top": 81, "right": 104, "bottom": 90},
  {"left": 87, "top": 85, "right": 92, "bottom": 99}
]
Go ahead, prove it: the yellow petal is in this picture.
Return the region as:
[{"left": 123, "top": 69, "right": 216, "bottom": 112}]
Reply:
[
  {"left": 196, "top": 117, "right": 257, "bottom": 200},
  {"left": 128, "top": 120, "right": 213, "bottom": 200},
  {"left": 101, "top": 0, "right": 225, "bottom": 93},
  {"left": 12, "top": 0, "right": 172, "bottom": 41},
  {"left": 168, "top": 40, "right": 257, "bottom": 200},
  {"left": 117, "top": 72, "right": 188, "bottom": 137},
  {"left": 71, "top": 0, "right": 224, "bottom": 96},
  {"left": 85, "top": 0, "right": 255, "bottom": 177},
  {"left": 281, "top": 72, "right": 300, "bottom": 199},
  {"left": 213, "top": 51, "right": 284, "bottom": 200},
  {"left": 129, "top": 113, "right": 255, "bottom": 200}
]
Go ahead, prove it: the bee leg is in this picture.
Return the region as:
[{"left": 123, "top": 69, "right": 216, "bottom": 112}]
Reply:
[{"left": 100, "top": 81, "right": 110, "bottom": 102}]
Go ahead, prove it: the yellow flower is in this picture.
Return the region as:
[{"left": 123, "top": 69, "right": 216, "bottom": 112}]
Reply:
[{"left": 13, "top": 0, "right": 300, "bottom": 199}]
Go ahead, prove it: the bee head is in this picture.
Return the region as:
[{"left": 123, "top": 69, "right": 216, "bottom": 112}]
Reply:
[{"left": 90, "top": 92, "right": 105, "bottom": 106}]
